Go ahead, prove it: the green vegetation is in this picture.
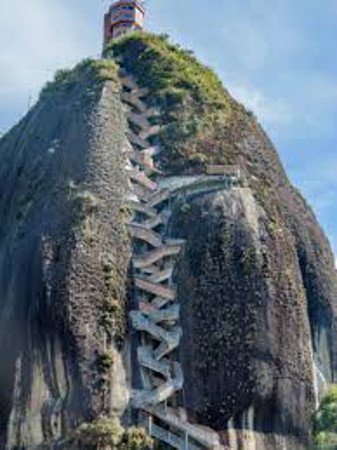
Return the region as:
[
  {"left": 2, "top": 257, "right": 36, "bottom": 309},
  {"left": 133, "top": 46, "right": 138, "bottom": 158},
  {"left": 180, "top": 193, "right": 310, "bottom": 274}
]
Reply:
[
  {"left": 40, "top": 58, "right": 119, "bottom": 98},
  {"left": 120, "top": 427, "right": 153, "bottom": 450},
  {"left": 74, "top": 190, "right": 101, "bottom": 215},
  {"left": 74, "top": 419, "right": 153, "bottom": 449},
  {"left": 75, "top": 417, "right": 124, "bottom": 447},
  {"left": 101, "top": 255, "right": 125, "bottom": 345},
  {"left": 68, "top": 185, "right": 101, "bottom": 245},
  {"left": 106, "top": 32, "right": 228, "bottom": 107},
  {"left": 313, "top": 385, "right": 337, "bottom": 446},
  {"left": 240, "top": 244, "right": 257, "bottom": 273},
  {"left": 105, "top": 32, "right": 247, "bottom": 173},
  {"left": 104, "top": 32, "right": 286, "bottom": 242},
  {"left": 97, "top": 351, "right": 114, "bottom": 374}
]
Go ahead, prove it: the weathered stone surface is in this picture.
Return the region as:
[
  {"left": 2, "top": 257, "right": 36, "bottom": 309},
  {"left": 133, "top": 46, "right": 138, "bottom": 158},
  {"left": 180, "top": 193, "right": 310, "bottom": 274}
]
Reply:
[
  {"left": 0, "top": 73, "right": 131, "bottom": 448},
  {"left": 0, "top": 36, "right": 336, "bottom": 450},
  {"left": 169, "top": 184, "right": 336, "bottom": 449}
]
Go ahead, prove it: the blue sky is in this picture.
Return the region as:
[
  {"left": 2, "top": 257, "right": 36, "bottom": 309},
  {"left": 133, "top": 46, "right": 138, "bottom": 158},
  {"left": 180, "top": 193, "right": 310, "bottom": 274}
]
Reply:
[{"left": 0, "top": 0, "right": 336, "bottom": 257}]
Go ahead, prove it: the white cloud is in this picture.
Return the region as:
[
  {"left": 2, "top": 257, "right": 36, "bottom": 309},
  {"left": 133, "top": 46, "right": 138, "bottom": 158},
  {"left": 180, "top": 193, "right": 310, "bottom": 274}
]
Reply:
[
  {"left": 219, "top": 0, "right": 304, "bottom": 74},
  {"left": 224, "top": 81, "right": 294, "bottom": 128},
  {"left": 203, "top": 0, "right": 337, "bottom": 139},
  {"left": 220, "top": 21, "right": 269, "bottom": 72},
  {"left": 216, "top": 71, "right": 337, "bottom": 140},
  {"left": 0, "top": 0, "right": 99, "bottom": 123}
]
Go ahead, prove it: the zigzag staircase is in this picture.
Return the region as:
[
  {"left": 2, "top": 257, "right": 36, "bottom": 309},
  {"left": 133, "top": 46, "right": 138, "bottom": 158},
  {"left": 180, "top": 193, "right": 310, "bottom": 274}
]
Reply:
[{"left": 119, "top": 70, "right": 228, "bottom": 450}]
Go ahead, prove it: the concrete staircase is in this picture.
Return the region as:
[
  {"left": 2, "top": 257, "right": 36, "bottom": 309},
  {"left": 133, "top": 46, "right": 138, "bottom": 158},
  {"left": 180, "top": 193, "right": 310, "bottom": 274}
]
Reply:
[{"left": 119, "top": 71, "right": 233, "bottom": 449}]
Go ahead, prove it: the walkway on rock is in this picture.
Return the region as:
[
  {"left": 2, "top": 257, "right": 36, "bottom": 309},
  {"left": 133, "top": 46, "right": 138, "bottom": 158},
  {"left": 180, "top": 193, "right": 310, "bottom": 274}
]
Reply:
[{"left": 119, "top": 71, "right": 239, "bottom": 450}]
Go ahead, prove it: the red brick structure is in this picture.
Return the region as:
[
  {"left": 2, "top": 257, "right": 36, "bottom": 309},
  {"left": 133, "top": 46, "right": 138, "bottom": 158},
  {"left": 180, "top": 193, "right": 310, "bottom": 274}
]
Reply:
[{"left": 104, "top": 0, "right": 145, "bottom": 45}]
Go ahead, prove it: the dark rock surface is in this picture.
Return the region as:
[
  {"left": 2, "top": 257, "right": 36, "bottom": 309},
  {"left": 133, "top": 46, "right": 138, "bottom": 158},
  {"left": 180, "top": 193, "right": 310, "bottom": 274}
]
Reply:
[
  {"left": 0, "top": 71, "right": 131, "bottom": 448},
  {"left": 0, "top": 35, "right": 336, "bottom": 450},
  {"left": 170, "top": 188, "right": 315, "bottom": 448}
]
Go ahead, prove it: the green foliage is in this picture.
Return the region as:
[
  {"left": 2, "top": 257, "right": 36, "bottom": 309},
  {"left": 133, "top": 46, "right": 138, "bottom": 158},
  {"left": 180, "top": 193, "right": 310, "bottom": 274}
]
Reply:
[
  {"left": 104, "top": 32, "right": 247, "bottom": 173},
  {"left": 100, "top": 255, "right": 125, "bottom": 341},
  {"left": 106, "top": 32, "right": 228, "bottom": 108},
  {"left": 102, "top": 258, "right": 120, "bottom": 298},
  {"left": 40, "top": 58, "right": 119, "bottom": 98},
  {"left": 75, "top": 420, "right": 153, "bottom": 449},
  {"left": 240, "top": 244, "right": 257, "bottom": 273},
  {"left": 74, "top": 190, "right": 100, "bottom": 215},
  {"left": 75, "top": 417, "right": 124, "bottom": 447},
  {"left": 313, "top": 385, "right": 337, "bottom": 445},
  {"left": 68, "top": 186, "right": 101, "bottom": 245},
  {"left": 119, "top": 427, "right": 153, "bottom": 450},
  {"left": 97, "top": 351, "right": 114, "bottom": 373}
]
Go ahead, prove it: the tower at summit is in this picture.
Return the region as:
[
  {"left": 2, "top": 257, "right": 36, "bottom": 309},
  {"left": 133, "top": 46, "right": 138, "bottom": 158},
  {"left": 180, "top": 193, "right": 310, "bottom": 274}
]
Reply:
[{"left": 104, "top": 0, "right": 145, "bottom": 45}]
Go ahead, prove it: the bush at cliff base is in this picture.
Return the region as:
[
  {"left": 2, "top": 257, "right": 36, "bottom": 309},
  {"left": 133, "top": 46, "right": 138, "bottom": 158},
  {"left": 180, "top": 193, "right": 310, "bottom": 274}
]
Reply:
[
  {"left": 74, "top": 418, "right": 153, "bottom": 449},
  {"left": 313, "top": 385, "right": 337, "bottom": 446}
]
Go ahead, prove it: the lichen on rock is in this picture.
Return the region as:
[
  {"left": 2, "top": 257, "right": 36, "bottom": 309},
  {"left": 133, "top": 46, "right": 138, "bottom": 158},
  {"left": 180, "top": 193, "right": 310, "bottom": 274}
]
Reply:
[{"left": 0, "top": 32, "right": 336, "bottom": 450}]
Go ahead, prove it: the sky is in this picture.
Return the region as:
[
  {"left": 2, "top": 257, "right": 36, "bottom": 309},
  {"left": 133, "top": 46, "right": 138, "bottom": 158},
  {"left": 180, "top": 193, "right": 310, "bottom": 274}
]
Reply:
[{"left": 0, "top": 0, "right": 336, "bottom": 257}]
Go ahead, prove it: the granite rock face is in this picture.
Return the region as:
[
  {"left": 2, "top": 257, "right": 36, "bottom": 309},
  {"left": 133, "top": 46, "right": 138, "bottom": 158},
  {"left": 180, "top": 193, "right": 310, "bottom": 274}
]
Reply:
[
  {"left": 0, "top": 35, "right": 336, "bottom": 450},
  {"left": 170, "top": 188, "right": 315, "bottom": 449},
  {"left": 166, "top": 125, "right": 337, "bottom": 449},
  {"left": 0, "top": 70, "right": 131, "bottom": 448}
]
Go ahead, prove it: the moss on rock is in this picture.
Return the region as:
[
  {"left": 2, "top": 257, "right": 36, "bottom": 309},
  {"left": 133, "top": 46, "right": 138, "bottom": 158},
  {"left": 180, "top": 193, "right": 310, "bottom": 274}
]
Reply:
[
  {"left": 313, "top": 385, "right": 337, "bottom": 445},
  {"left": 74, "top": 419, "right": 153, "bottom": 449},
  {"left": 74, "top": 417, "right": 124, "bottom": 447},
  {"left": 104, "top": 32, "right": 247, "bottom": 174},
  {"left": 40, "top": 59, "right": 119, "bottom": 99}
]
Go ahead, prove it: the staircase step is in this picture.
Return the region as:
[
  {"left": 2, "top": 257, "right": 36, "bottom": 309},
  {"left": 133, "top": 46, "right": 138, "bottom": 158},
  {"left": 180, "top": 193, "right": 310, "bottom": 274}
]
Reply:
[
  {"left": 146, "top": 407, "right": 224, "bottom": 450},
  {"left": 153, "top": 330, "right": 182, "bottom": 359},
  {"left": 133, "top": 244, "right": 182, "bottom": 269},
  {"left": 128, "top": 168, "right": 157, "bottom": 191},
  {"left": 126, "top": 148, "right": 155, "bottom": 171},
  {"left": 127, "top": 200, "right": 157, "bottom": 217},
  {"left": 147, "top": 266, "right": 174, "bottom": 283},
  {"left": 152, "top": 296, "right": 172, "bottom": 309},
  {"left": 132, "top": 362, "right": 183, "bottom": 407},
  {"left": 143, "top": 212, "right": 168, "bottom": 230},
  {"left": 139, "top": 265, "right": 161, "bottom": 275},
  {"left": 126, "top": 151, "right": 161, "bottom": 177},
  {"left": 150, "top": 423, "right": 202, "bottom": 450},
  {"left": 127, "top": 111, "right": 151, "bottom": 130},
  {"left": 127, "top": 130, "right": 150, "bottom": 149},
  {"left": 120, "top": 76, "right": 150, "bottom": 97},
  {"left": 128, "top": 223, "right": 162, "bottom": 248},
  {"left": 131, "top": 182, "right": 151, "bottom": 202},
  {"left": 133, "top": 87, "right": 150, "bottom": 98},
  {"left": 151, "top": 424, "right": 187, "bottom": 450},
  {"left": 144, "top": 304, "right": 180, "bottom": 324},
  {"left": 164, "top": 238, "right": 186, "bottom": 246},
  {"left": 137, "top": 347, "right": 170, "bottom": 377},
  {"left": 120, "top": 75, "right": 139, "bottom": 90},
  {"left": 145, "top": 107, "right": 161, "bottom": 118},
  {"left": 140, "top": 125, "right": 161, "bottom": 140},
  {"left": 130, "top": 312, "right": 182, "bottom": 348},
  {"left": 148, "top": 189, "right": 170, "bottom": 208},
  {"left": 121, "top": 91, "right": 147, "bottom": 112},
  {"left": 143, "top": 146, "right": 161, "bottom": 157},
  {"left": 135, "top": 278, "right": 176, "bottom": 300}
]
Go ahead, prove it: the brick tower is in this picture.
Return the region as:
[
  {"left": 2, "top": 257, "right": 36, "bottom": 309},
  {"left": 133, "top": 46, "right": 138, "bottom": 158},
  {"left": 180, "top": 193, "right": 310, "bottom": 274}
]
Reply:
[{"left": 104, "top": 0, "right": 145, "bottom": 45}]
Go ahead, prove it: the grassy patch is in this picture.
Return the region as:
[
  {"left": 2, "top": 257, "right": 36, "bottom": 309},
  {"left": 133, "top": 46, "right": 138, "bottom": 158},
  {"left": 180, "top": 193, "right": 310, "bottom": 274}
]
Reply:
[
  {"left": 313, "top": 385, "right": 337, "bottom": 446},
  {"left": 74, "top": 419, "right": 153, "bottom": 449},
  {"left": 75, "top": 417, "right": 124, "bottom": 447},
  {"left": 68, "top": 185, "right": 101, "bottom": 245},
  {"left": 240, "top": 244, "right": 257, "bottom": 273},
  {"left": 120, "top": 427, "right": 154, "bottom": 450},
  {"left": 40, "top": 58, "right": 119, "bottom": 98},
  {"left": 105, "top": 32, "right": 247, "bottom": 174},
  {"left": 97, "top": 351, "right": 114, "bottom": 374}
]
